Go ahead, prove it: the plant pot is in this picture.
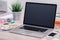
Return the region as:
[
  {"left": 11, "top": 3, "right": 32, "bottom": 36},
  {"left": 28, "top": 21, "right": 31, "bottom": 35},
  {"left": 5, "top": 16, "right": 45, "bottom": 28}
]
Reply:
[{"left": 13, "top": 12, "right": 21, "bottom": 20}]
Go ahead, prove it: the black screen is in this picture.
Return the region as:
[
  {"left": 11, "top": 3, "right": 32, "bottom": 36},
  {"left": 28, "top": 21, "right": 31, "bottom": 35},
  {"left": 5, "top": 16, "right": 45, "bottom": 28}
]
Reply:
[{"left": 24, "top": 2, "right": 57, "bottom": 28}]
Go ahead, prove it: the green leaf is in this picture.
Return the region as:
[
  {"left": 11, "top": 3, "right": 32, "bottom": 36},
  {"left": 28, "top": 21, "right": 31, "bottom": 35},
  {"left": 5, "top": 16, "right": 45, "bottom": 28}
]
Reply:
[{"left": 11, "top": 3, "right": 23, "bottom": 12}]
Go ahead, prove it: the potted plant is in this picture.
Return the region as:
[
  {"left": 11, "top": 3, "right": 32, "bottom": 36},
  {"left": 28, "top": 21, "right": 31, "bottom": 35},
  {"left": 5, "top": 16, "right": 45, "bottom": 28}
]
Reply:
[{"left": 11, "top": 2, "right": 23, "bottom": 20}]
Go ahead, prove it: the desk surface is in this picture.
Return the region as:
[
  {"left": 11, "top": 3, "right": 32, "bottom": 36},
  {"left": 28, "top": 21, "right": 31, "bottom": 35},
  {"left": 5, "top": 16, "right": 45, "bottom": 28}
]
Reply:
[
  {"left": 0, "top": 24, "right": 60, "bottom": 40},
  {"left": 0, "top": 20, "right": 41, "bottom": 40},
  {"left": 0, "top": 14, "right": 60, "bottom": 40},
  {"left": 0, "top": 30, "right": 41, "bottom": 40}
]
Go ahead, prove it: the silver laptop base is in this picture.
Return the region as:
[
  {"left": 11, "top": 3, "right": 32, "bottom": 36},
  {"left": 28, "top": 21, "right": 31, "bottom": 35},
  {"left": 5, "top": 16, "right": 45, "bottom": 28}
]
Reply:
[{"left": 10, "top": 27, "right": 53, "bottom": 38}]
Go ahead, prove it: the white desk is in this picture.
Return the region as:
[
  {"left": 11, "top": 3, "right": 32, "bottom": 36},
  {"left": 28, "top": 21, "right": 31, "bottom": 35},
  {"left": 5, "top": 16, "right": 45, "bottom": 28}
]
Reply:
[
  {"left": 0, "top": 14, "right": 60, "bottom": 40},
  {"left": 0, "top": 30, "right": 41, "bottom": 40},
  {"left": 0, "top": 20, "right": 41, "bottom": 40},
  {"left": 0, "top": 21, "right": 60, "bottom": 40}
]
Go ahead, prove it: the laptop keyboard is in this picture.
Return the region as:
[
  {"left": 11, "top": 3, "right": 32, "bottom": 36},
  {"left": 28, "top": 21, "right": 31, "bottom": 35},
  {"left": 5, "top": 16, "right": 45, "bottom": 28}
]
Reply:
[{"left": 20, "top": 26, "right": 48, "bottom": 32}]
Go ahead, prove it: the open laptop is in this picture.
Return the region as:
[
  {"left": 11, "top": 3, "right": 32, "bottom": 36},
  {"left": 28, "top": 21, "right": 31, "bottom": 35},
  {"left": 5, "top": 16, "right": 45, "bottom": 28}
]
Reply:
[{"left": 10, "top": 2, "right": 57, "bottom": 38}]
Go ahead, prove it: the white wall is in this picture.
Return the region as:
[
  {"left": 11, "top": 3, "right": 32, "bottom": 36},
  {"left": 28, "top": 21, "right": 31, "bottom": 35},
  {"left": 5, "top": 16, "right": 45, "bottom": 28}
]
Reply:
[
  {"left": 17, "top": 0, "right": 60, "bottom": 13},
  {"left": 1, "top": 0, "right": 17, "bottom": 13},
  {"left": 1, "top": 0, "right": 60, "bottom": 13},
  {"left": 0, "top": 0, "right": 7, "bottom": 12}
]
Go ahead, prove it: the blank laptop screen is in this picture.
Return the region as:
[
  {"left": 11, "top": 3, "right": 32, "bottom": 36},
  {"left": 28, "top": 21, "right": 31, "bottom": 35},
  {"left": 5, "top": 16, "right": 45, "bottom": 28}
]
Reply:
[{"left": 24, "top": 2, "right": 57, "bottom": 28}]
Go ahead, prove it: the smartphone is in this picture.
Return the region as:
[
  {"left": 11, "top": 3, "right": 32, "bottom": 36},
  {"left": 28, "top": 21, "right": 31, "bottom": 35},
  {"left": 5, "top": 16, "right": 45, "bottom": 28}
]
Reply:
[{"left": 48, "top": 33, "right": 56, "bottom": 37}]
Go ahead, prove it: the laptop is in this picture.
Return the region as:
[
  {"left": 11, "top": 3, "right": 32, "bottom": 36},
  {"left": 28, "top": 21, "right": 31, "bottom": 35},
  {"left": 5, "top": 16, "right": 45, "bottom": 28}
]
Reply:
[{"left": 10, "top": 2, "right": 57, "bottom": 38}]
